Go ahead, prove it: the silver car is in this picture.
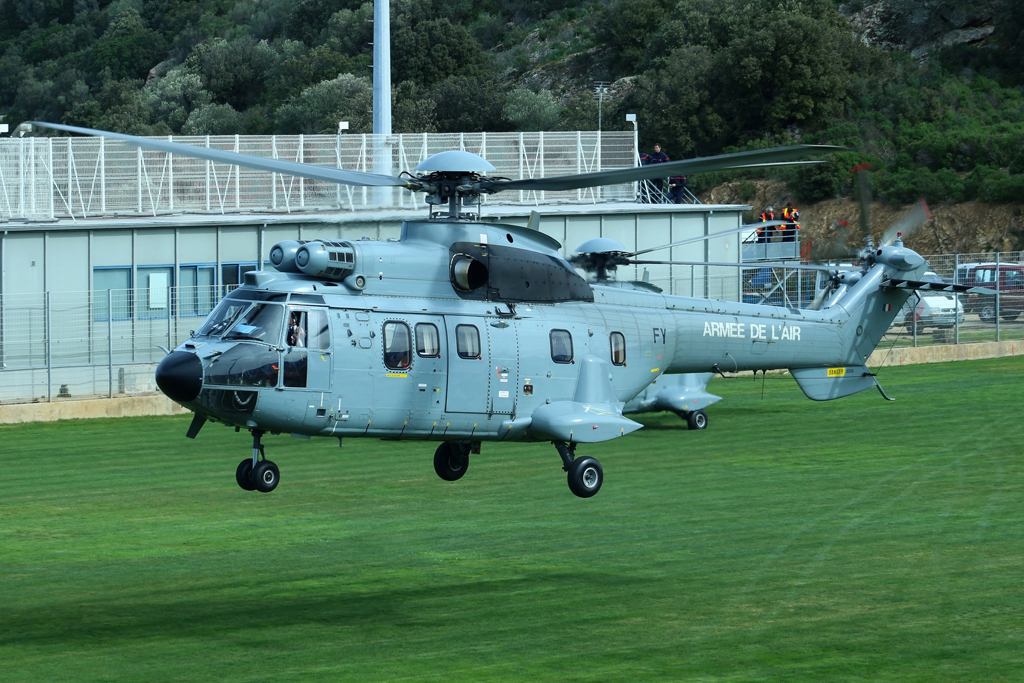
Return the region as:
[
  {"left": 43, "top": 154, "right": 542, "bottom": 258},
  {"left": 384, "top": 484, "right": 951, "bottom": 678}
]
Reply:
[{"left": 894, "top": 271, "right": 965, "bottom": 333}]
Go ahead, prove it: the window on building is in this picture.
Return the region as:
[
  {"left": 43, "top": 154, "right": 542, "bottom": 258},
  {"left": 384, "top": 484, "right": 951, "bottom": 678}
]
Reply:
[
  {"left": 137, "top": 266, "right": 173, "bottom": 319},
  {"left": 178, "top": 265, "right": 216, "bottom": 316},
  {"left": 222, "top": 262, "right": 257, "bottom": 296},
  {"left": 92, "top": 267, "right": 131, "bottom": 321},
  {"left": 456, "top": 325, "right": 480, "bottom": 359},
  {"left": 416, "top": 323, "right": 440, "bottom": 357},
  {"left": 610, "top": 332, "right": 626, "bottom": 365},
  {"left": 383, "top": 322, "right": 412, "bottom": 369},
  {"left": 550, "top": 329, "right": 573, "bottom": 363}
]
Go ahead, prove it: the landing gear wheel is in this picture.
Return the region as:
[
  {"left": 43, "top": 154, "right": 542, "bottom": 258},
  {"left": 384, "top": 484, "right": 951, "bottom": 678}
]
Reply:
[
  {"left": 252, "top": 460, "right": 280, "bottom": 493},
  {"left": 567, "top": 456, "right": 603, "bottom": 498},
  {"left": 686, "top": 409, "right": 708, "bottom": 430},
  {"left": 433, "top": 442, "right": 469, "bottom": 481},
  {"left": 235, "top": 459, "right": 256, "bottom": 491}
]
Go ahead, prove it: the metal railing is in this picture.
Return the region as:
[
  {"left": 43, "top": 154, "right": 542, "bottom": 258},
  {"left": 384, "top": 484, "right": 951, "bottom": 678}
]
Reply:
[{"left": 0, "top": 131, "right": 637, "bottom": 220}]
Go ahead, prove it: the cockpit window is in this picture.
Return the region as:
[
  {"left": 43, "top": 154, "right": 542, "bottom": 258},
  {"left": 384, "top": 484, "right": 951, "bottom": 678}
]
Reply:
[
  {"left": 197, "top": 299, "right": 251, "bottom": 337},
  {"left": 224, "top": 303, "right": 285, "bottom": 344}
]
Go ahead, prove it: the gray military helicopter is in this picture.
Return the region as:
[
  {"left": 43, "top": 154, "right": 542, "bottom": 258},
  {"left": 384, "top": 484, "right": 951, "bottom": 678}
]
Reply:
[{"left": 29, "top": 122, "right": 998, "bottom": 498}]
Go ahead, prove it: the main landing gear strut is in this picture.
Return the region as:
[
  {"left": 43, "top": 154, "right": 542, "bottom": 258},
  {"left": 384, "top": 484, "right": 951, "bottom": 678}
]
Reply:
[
  {"left": 236, "top": 430, "right": 280, "bottom": 493},
  {"left": 555, "top": 442, "right": 603, "bottom": 498},
  {"left": 431, "top": 440, "right": 603, "bottom": 497}
]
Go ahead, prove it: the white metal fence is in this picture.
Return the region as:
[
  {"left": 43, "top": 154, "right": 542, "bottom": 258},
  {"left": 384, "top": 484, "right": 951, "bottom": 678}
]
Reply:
[{"left": 0, "top": 131, "right": 638, "bottom": 220}]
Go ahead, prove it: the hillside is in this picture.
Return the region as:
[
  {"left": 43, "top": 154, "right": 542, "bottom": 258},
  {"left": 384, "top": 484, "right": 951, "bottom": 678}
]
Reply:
[
  {"left": 1, "top": 0, "right": 1023, "bottom": 239},
  {"left": 701, "top": 180, "right": 1024, "bottom": 255}
]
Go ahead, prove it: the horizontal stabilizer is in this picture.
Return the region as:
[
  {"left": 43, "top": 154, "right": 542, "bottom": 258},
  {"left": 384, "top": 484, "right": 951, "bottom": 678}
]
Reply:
[
  {"left": 790, "top": 365, "right": 877, "bottom": 401},
  {"left": 881, "top": 276, "right": 996, "bottom": 295}
]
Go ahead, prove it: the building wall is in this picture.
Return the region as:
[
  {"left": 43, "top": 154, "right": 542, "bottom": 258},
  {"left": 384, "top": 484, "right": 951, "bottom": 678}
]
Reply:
[{"left": 1, "top": 204, "right": 745, "bottom": 298}]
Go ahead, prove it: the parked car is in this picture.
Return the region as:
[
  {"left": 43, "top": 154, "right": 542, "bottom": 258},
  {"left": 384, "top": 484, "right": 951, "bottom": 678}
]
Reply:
[
  {"left": 968, "top": 263, "right": 1024, "bottom": 322},
  {"left": 894, "top": 272, "right": 965, "bottom": 333},
  {"left": 954, "top": 262, "right": 994, "bottom": 313}
]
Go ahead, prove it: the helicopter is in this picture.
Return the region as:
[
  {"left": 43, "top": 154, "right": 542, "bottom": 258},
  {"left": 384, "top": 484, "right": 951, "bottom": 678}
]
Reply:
[{"left": 28, "top": 122, "right": 998, "bottom": 498}]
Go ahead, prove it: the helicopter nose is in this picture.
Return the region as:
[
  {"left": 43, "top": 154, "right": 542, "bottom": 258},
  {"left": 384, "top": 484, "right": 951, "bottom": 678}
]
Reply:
[{"left": 156, "top": 351, "right": 203, "bottom": 403}]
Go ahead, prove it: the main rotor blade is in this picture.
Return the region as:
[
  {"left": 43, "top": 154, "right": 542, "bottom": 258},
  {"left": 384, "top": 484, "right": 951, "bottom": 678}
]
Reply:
[
  {"left": 478, "top": 145, "right": 844, "bottom": 194},
  {"left": 29, "top": 122, "right": 420, "bottom": 189},
  {"left": 629, "top": 259, "right": 861, "bottom": 272},
  {"left": 879, "top": 200, "right": 930, "bottom": 247},
  {"left": 631, "top": 224, "right": 765, "bottom": 256}
]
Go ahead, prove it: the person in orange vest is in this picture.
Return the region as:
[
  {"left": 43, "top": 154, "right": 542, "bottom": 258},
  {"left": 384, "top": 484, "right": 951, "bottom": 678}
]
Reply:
[
  {"left": 757, "top": 205, "right": 774, "bottom": 243},
  {"left": 781, "top": 202, "right": 800, "bottom": 242}
]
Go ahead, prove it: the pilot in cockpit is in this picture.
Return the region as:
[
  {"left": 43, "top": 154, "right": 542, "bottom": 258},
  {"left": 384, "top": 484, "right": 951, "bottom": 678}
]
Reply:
[{"left": 287, "top": 311, "right": 306, "bottom": 348}]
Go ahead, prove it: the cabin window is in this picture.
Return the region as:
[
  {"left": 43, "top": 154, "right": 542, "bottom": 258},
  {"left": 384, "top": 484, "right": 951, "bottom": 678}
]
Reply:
[
  {"left": 416, "top": 323, "right": 441, "bottom": 357},
  {"left": 456, "top": 325, "right": 481, "bottom": 359},
  {"left": 550, "top": 329, "right": 573, "bottom": 363},
  {"left": 383, "top": 322, "right": 412, "bottom": 370},
  {"left": 610, "top": 332, "right": 626, "bottom": 366},
  {"left": 287, "top": 309, "right": 330, "bottom": 350}
]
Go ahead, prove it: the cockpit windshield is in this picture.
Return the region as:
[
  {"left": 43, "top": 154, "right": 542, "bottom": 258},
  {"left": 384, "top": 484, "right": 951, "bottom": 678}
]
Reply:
[
  {"left": 223, "top": 303, "right": 285, "bottom": 344},
  {"left": 197, "top": 299, "right": 251, "bottom": 337}
]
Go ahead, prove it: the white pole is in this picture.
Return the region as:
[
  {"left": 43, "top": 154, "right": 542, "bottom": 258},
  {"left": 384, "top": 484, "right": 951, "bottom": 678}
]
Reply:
[{"left": 372, "top": 0, "right": 392, "bottom": 207}]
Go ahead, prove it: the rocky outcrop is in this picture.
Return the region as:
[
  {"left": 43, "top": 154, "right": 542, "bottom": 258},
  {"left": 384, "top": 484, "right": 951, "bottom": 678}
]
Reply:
[
  {"left": 845, "top": 1, "right": 997, "bottom": 57},
  {"left": 701, "top": 179, "right": 1024, "bottom": 254}
]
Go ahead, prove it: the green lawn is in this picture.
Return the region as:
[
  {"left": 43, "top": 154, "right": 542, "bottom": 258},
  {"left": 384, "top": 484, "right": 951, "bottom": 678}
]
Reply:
[{"left": 2, "top": 358, "right": 1023, "bottom": 681}]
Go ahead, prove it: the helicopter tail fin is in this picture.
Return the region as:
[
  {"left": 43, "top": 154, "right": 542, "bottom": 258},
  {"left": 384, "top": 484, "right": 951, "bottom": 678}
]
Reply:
[{"left": 830, "top": 264, "right": 917, "bottom": 365}]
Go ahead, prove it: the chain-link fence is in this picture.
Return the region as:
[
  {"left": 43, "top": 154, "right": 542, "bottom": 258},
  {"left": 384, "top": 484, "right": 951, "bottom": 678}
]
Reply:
[
  {"left": 0, "top": 286, "right": 221, "bottom": 404},
  {"left": 739, "top": 251, "right": 1024, "bottom": 348},
  {"left": 0, "top": 131, "right": 637, "bottom": 220},
  {"left": 2, "top": 249, "right": 1019, "bottom": 405}
]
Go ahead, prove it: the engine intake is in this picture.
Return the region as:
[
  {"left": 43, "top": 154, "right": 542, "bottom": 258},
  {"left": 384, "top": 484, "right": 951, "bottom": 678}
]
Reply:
[
  {"left": 450, "top": 254, "right": 488, "bottom": 291},
  {"left": 291, "top": 240, "right": 357, "bottom": 279}
]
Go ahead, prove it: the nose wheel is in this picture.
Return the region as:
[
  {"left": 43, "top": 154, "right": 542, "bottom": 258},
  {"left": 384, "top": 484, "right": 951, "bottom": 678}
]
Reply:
[
  {"left": 555, "top": 442, "right": 603, "bottom": 498},
  {"left": 237, "top": 430, "right": 280, "bottom": 493}
]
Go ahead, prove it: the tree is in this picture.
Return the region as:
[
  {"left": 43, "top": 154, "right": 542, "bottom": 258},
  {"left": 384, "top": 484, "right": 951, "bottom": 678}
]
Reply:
[
  {"left": 428, "top": 75, "right": 509, "bottom": 133},
  {"left": 147, "top": 66, "right": 213, "bottom": 132},
  {"left": 503, "top": 88, "right": 561, "bottom": 131},
  {"left": 185, "top": 36, "right": 279, "bottom": 111},
  {"left": 596, "top": 0, "right": 673, "bottom": 74},
  {"left": 392, "top": 80, "right": 436, "bottom": 133},
  {"left": 392, "top": 19, "right": 493, "bottom": 87},
  {"left": 274, "top": 73, "right": 372, "bottom": 133},
  {"left": 63, "top": 76, "right": 162, "bottom": 135},
  {"left": 182, "top": 102, "right": 243, "bottom": 135},
  {"left": 284, "top": 0, "right": 360, "bottom": 44},
  {"left": 87, "top": 8, "right": 169, "bottom": 81}
]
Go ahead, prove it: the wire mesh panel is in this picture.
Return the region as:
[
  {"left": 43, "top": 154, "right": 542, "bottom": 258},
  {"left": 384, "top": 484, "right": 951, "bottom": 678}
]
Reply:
[{"left": 0, "top": 132, "right": 637, "bottom": 220}]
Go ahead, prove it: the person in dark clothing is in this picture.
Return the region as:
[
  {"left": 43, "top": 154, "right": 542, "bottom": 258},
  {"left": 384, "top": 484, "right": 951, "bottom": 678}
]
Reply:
[
  {"left": 648, "top": 143, "right": 670, "bottom": 198},
  {"left": 668, "top": 174, "right": 687, "bottom": 204}
]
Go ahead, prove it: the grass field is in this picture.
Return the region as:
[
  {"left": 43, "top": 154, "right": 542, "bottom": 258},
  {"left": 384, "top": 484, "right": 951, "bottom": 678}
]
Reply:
[{"left": 2, "top": 357, "right": 1023, "bottom": 681}]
